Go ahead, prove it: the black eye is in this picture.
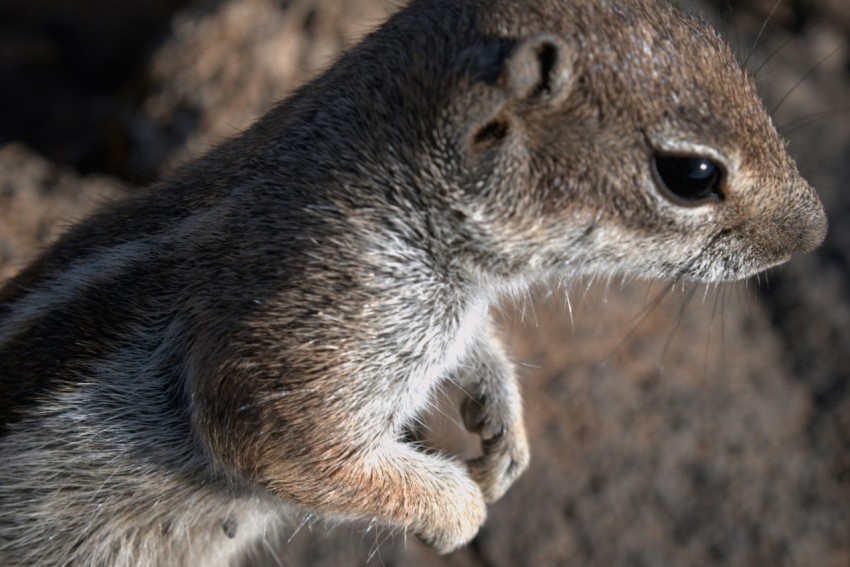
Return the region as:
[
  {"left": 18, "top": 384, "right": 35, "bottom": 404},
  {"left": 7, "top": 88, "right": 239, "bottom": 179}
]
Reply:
[{"left": 652, "top": 155, "right": 724, "bottom": 204}]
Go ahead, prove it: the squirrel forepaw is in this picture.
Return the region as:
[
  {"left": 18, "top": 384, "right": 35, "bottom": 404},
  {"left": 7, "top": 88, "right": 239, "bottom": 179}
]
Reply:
[{"left": 462, "top": 396, "right": 530, "bottom": 503}]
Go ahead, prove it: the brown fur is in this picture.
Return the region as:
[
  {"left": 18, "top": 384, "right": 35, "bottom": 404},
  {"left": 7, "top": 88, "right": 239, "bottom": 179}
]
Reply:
[{"left": 0, "top": 0, "right": 826, "bottom": 564}]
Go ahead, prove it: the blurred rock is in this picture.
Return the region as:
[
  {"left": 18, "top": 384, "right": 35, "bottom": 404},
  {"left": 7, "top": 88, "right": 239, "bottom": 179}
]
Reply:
[
  {"left": 0, "top": 144, "right": 126, "bottom": 281},
  {"left": 0, "top": 0, "right": 188, "bottom": 176},
  {"left": 138, "top": 0, "right": 398, "bottom": 177}
]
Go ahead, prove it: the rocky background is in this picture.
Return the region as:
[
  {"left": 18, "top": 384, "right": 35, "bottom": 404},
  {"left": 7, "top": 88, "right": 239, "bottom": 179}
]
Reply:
[{"left": 1, "top": 0, "right": 848, "bottom": 565}]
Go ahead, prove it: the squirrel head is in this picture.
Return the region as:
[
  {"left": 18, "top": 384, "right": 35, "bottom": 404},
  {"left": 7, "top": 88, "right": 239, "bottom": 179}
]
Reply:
[{"left": 429, "top": 0, "right": 828, "bottom": 283}]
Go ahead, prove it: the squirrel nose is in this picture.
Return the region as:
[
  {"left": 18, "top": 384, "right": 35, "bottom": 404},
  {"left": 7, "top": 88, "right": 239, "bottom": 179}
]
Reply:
[
  {"left": 783, "top": 180, "right": 828, "bottom": 255},
  {"left": 799, "top": 203, "right": 828, "bottom": 253}
]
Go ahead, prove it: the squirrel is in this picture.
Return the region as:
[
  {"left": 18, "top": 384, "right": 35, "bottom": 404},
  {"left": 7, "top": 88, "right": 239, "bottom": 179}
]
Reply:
[{"left": 0, "top": 0, "right": 827, "bottom": 564}]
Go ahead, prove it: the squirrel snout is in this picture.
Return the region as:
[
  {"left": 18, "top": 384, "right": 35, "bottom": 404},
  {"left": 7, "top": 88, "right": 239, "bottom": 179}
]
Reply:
[
  {"left": 799, "top": 217, "right": 828, "bottom": 255},
  {"left": 790, "top": 182, "right": 828, "bottom": 254},
  {"left": 761, "top": 181, "right": 828, "bottom": 259},
  {"left": 801, "top": 206, "right": 828, "bottom": 253}
]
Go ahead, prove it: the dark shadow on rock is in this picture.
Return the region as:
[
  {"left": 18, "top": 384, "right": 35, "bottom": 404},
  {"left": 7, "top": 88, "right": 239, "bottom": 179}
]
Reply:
[{"left": 0, "top": 0, "right": 192, "bottom": 180}]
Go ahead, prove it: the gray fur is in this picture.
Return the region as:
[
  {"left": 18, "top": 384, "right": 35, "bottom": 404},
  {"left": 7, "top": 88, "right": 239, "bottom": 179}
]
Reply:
[{"left": 0, "top": 0, "right": 826, "bottom": 564}]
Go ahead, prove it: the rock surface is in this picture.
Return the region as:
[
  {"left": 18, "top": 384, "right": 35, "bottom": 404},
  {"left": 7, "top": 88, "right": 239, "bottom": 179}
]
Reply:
[{"left": 0, "top": 144, "right": 125, "bottom": 281}]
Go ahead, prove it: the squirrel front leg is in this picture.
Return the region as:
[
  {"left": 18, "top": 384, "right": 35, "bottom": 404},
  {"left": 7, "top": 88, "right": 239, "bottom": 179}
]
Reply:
[
  {"left": 250, "top": 426, "right": 487, "bottom": 554},
  {"left": 456, "top": 324, "right": 530, "bottom": 503}
]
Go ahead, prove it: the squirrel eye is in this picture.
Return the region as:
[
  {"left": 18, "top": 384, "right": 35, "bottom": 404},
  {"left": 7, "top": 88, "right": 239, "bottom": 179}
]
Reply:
[{"left": 652, "top": 155, "right": 724, "bottom": 204}]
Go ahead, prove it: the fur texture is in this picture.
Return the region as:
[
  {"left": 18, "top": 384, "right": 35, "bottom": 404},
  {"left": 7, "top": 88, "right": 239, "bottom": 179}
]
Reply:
[{"left": 0, "top": 0, "right": 826, "bottom": 564}]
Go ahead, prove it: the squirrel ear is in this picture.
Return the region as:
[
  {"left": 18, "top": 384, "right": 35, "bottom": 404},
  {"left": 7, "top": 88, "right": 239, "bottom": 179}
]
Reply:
[
  {"left": 502, "top": 34, "right": 575, "bottom": 104},
  {"left": 467, "top": 35, "right": 574, "bottom": 152}
]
